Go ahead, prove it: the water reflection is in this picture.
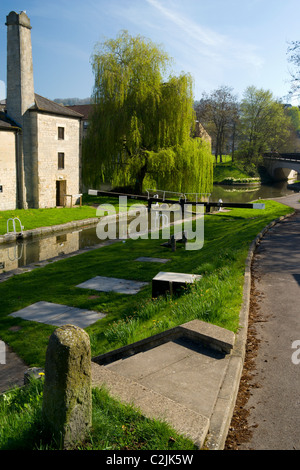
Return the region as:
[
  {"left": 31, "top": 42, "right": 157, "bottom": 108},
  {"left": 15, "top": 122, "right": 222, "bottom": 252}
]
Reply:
[
  {"left": 211, "top": 181, "right": 297, "bottom": 203},
  {"left": 0, "top": 225, "right": 100, "bottom": 275},
  {"left": 0, "top": 210, "right": 175, "bottom": 275}
]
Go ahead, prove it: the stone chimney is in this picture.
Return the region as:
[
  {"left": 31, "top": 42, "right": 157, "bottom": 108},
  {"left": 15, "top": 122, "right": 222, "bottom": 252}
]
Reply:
[{"left": 6, "top": 11, "right": 35, "bottom": 126}]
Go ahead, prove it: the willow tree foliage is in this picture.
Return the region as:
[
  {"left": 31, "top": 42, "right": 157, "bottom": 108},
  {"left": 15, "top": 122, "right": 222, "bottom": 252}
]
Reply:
[{"left": 83, "top": 31, "right": 213, "bottom": 194}]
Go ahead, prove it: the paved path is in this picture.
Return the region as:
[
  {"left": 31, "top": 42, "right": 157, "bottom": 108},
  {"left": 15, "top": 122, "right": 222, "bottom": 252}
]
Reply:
[
  {"left": 240, "top": 193, "right": 300, "bottom": 450},
  {"left": 0, "top": 343, "right": 28, "bottom": 393}
]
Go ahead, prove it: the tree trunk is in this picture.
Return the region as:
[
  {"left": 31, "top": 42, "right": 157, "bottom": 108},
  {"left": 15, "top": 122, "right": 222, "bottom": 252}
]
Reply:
[{"left": 134, "top": 162, "right": 148, "bottom": 195}]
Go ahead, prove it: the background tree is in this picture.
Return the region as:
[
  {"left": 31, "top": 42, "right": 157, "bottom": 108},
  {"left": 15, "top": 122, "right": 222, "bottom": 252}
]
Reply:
[
  {"left": 237, "top": 86, "right": 291, "bottom": 165},
  {"left": 281, "top": 106, "right": 300, "bottom": 152},
  {"left": 84, "top": 30, "right": 213, "bottom": 194},
  {"left": 195, "top": 86, "right": 239, "bottom": 163},
  {"left": 287, "top": 41, "right": 300, "bottom": 99}
]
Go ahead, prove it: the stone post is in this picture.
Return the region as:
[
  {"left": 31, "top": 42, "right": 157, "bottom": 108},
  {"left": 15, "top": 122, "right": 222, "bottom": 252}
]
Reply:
[{"left": 42, "top": 324, "right": 92, "bottom": 449}]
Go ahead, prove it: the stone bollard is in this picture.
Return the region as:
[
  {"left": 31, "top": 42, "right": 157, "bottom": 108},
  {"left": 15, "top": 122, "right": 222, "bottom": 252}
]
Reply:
[{"left": 42, "top": 324, "right": 92, "bottom": 449}]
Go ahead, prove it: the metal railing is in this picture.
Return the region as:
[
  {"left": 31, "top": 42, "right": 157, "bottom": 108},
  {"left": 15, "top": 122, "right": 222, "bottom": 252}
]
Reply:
[
  {"left": 7, "top": 217, "right": 24, "bottom": 235},
  {"left": 146, "top": 189, "right": 211, "bottom": 203}
]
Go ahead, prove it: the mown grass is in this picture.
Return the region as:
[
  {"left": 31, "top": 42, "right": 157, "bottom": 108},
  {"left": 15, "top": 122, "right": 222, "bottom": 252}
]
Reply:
[
  {"left": 213, "top": 161, "right": 255, "bottom": 183},
  {"left": 0, "top": 378, "right": 196, "bottom": 450},
  {"left": 0, "top": 199, "right": 293, "bottom": 367}
]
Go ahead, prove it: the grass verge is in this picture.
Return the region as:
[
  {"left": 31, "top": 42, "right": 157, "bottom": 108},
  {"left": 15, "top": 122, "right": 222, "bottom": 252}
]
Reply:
[{"left": 0, "top": 199, "right": 293, "bottom": 366}]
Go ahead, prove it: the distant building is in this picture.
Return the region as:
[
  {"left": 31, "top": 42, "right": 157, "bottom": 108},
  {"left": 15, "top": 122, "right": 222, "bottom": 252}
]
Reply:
[
  {"left": 194, "top": 120, "right": 212, "bottom": 146},
  {"left": 0, "top": 11, "right": 83, "bottom": 210},
  {"left": 65, "top": 104, "right": 93, "bottom": 138}
]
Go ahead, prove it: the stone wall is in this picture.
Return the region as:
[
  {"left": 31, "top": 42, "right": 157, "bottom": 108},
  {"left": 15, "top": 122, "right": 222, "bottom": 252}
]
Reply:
[
  {"left": 36, "top": 113, "right": 81, "bottom": 208},
  {"left": 194, "top": 121, "right": 212, "bottom": 146},
  {"left": 0, "top": 130, "right": 17, "bottom": 210}
]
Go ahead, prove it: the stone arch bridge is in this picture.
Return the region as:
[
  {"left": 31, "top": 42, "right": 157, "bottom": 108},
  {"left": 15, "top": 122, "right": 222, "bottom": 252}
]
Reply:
[{"left": 263, "top": 153, "right": 300, "bottom": 181}]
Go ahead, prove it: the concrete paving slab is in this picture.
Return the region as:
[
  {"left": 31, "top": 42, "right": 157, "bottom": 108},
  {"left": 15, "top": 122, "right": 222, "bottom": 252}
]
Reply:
[
  {"left": 153, "top": 272, "right": 202, "bottom": 283},
  {"left": 9, "top": 301, "right": 105, "bottom": 327},
  {"left": 92, "top": 320, "right": 234, "bottom": 447},
  {"left": 76, "top": 276, "right": 149, "bottom": 294},
  {"left": 106, "top": 340, "right": 193, "bottom": 379},
  {"left": 152, "top": 271, "right": 202, "bottom": 297},
  {"left": 106, "top": 337, "right": 229, "bottom": 417},
  {"left": 91, "top": 363, "right": 210, "bottom": 448},
  {"left": 135, "top": 257, "right": 170, "bottom": 263}
]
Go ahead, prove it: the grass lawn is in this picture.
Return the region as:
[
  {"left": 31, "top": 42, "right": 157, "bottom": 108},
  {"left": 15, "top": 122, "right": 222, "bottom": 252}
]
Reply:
[
  {"left": 0, "top": 195, "right": 147, "bottom": 236},
  {"left": 0, "top": 199, "right": 293, "bottom": 367},
  {"left": 0, "top": 198, "right": 294, "bottom": 450},
  {"left": 213, "top": 161, "right": 257, "bottom": 183}
]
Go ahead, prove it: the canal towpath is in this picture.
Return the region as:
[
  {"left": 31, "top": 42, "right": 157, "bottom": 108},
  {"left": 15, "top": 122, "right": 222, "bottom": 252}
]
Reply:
[{"left": 227, "top": 192, "right": 300, "bottom": 450}]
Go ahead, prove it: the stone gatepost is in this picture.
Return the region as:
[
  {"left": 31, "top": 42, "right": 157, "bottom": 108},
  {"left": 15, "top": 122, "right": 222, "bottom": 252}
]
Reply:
[{"left": 42, "top": 324, "right": 92, "bottom": 449}]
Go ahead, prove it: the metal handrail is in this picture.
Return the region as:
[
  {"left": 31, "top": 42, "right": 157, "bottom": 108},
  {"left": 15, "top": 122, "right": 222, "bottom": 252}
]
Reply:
[
  {"left": 146, "top": 189, "right": 211, "bottom": 203},
  {"left": 7, "top": 217, "right": 24, "bottom": 234}
]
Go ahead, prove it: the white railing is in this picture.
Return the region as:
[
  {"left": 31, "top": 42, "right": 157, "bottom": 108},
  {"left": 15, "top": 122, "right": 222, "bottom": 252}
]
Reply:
[
  {"left": 7, "top": 217, "right": 24, "bottom": 234},
  {"left": 146, "top": 189, "right": 211, "bottom": 203}
]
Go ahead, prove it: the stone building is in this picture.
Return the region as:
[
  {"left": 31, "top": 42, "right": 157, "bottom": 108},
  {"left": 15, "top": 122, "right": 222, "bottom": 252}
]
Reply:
[{"left": 0, "top": 11, "right": 83, "bottom": 210}]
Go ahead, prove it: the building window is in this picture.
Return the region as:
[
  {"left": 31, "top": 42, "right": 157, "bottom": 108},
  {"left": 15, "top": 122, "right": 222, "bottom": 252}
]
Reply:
[
  {"left": 58, "top": 153, "right": 65, "bottom": 169},
  {"left": 58, "top": 127, "right": 65, "bottom": 140}
]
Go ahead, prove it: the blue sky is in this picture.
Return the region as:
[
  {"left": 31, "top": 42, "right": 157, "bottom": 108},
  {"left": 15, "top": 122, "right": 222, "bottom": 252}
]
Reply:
[{"left": 0, "top": 0, "right": 299, "bottom": 103}]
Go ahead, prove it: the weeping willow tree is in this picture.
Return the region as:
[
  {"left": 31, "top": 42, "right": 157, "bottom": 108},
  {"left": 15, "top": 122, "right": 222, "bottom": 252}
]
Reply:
[{"left": 83, "top": 30, "right": 213, "bottom": 194}]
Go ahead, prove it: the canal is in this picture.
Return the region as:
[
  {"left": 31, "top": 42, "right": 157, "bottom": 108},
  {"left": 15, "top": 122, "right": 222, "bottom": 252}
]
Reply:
[
  {"left": 210, "top": 180, "right": 297, "bottom": 203},
  {"left": 0, "top": 181, "right": 297, "bottom": 276}
]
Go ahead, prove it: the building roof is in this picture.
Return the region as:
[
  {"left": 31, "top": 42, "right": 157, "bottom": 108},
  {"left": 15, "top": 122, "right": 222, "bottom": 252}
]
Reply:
[
  {"left": 0, "top": 95, "right": 84, "bottom": 119},
  {"left": 0, "top": 93, "right": 84, "bottom": 130},
  {"left": 65, "top": 104, "right": 93, "bottom": 120},
  {"left": 31, "top": 94, "right": 84, "bottom": 118},
  {"left": 0, "top": 111, "right": 20, "bottom": 130}
]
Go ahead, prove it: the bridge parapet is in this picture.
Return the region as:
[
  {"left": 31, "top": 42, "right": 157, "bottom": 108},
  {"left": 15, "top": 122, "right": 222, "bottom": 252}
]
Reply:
[
  {"left": 263, "top": 153, "right": 300, "bottom": 181},
  {"left": 264, "top": 153, "right": 300, "bottom": 162}
]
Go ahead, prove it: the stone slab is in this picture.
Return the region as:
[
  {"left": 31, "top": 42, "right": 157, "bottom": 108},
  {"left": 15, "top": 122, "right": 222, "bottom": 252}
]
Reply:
[
  {"left": 135, "top": 257, "right": 170, "bottom": 263},
  {"left": 153, "top": 272, "right": 202, "bottom": 283},
  {"left": 76, "top": 276, "right": 148, "bottom": 295},
  {"left": 9, "top": 301, "right": 105, "bottom": 328},
  {"left": 179, "top": 320, "right": 235, "bottom": 354},
  {"left": 152, "top": 271, "right": 202, "bottom": 297}
]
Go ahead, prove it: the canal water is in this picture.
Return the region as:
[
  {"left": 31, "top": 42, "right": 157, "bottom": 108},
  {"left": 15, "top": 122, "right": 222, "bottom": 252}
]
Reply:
[
  {"left": 0, "top": 182, "right": 297, "bottom": 276},
  {"left": 210, "top": 180, "right": 297, "bottom": 203}
]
